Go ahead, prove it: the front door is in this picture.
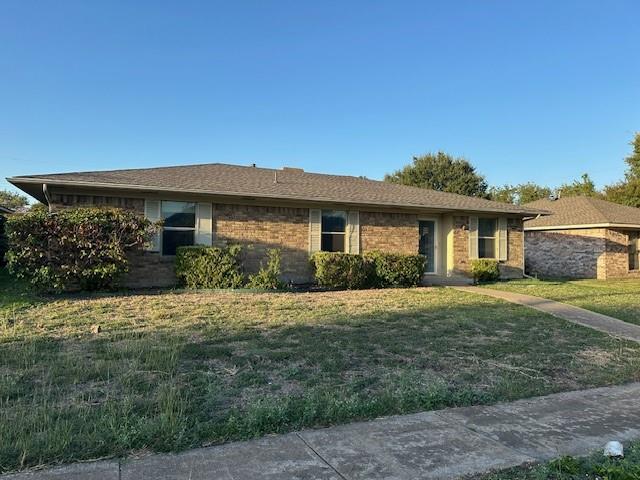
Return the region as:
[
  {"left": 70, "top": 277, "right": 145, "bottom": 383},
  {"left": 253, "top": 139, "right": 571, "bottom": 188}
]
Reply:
[{"left": 418, "top": 220, "right": 436, "bottom": 274}]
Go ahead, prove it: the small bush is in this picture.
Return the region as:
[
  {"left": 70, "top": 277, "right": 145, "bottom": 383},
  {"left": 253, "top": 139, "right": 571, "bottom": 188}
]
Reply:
[
  {"left": 365, "top": 251, "right": 426, "bottom": 288},
  {"left": 247, "top": 249, "right": 285, "bottom": 290},
  {"left": 470, "top": 259, "right": 500, "bottom": 282},
  {"left": 175, "top": 245, "right": 245, "bottom": 289},
  {"left": 310, "top": 252, "right": 373, "bottom": 289},
  {"left": 6, "top": 207, "right": 153, "bottom": 292}
]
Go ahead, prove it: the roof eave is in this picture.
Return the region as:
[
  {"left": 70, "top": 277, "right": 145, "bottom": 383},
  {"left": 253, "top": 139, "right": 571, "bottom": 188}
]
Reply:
[{"left": 7, "top": 176, "right": 547, "bottom": 216}]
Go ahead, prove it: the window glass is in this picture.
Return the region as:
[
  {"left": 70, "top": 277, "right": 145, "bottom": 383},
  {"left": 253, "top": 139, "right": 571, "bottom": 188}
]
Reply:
[
  {"left": 322, "top": 233, "right": 345, "bottom": 252},
  {"left": 321, "top": 210, "right": 346, "bottom": 233},
  {"left": 320, "top": 210, "right": 346, "bottom": 252},
  {"left": 478, "top": 218, "right": 497, "bottom": 259},
  {"left": 479, "top": 238, "right": 496, "bottom": 259},
  {"left": 162, "top": 201, "right": 196, "bottom": 228},
  {"left": 162, "top": 230, "right": 195, "bottom": 256},
  {"left": 630, "top": 232, "right": 640, "bottom": 271},
  {"left": 478, "top": 218, "right": 496, "bottom": 237}
]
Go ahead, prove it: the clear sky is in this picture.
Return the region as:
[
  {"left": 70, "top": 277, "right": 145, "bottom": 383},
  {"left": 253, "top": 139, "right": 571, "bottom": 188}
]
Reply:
[{"left": 1, "top": 1, "right": 639, "bottom": 199}]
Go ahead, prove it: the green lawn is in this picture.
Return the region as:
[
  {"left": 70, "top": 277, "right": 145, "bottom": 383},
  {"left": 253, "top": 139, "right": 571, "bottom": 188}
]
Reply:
[
  {"left": 484, "top": 278, "right": 640, "bottom": 325},
  {"left": 2, "top": 270, "right": 640, "bottom": 473},
  {"left": 476, "top": 440, "right": 640, "bottom": 479}
]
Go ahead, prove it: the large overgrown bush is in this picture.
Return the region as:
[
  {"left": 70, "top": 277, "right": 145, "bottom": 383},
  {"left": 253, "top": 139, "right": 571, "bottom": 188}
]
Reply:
[
  {"left": 470, "top": 259, "right": 500, "bottom": 282},
  {"left": 175, "top": 245, "right": 245, "bottom": 289},
  {"left": 6, "top": 207, "right": 153, "bottom": 292},
  {"left": 0, "top": 214, "right": 7, "bottom": 267},
  {"left": 247, "top": 249, "right": 285, "bottom": 290},
  {"left": 310, "top": 252, "right": 373, "bottom": 289},
  {"left": 365, "top": 251, "right": 426, "bottom": 287}
]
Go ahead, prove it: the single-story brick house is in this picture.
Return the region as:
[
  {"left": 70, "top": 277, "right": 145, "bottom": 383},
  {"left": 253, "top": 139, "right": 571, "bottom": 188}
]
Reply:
[
  {"left": 8, "top": 163, "right": 545, "bottom": 287},
  {"left": 524, "top": 196, "right": 640, "bottom": 279}
]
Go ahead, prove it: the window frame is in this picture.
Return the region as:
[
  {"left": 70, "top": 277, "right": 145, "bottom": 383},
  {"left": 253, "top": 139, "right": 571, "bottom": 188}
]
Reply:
[
  {"left": 478, "top": 217, "right": 498, "bottom": 260},
  {"left": 320, "top": 209, "right": 347, "bottom": 253},
  {"left": 160, "top": 200, "right": 197, "bottom": 256}
]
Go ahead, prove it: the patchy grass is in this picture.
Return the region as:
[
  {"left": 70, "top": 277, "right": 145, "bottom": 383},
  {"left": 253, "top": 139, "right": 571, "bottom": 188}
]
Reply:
[
  {"left": 475, "top": 440, "right": 640, "bottom": 479},
  {"left": 1, "top": 270, "right": 640, "bottom": 472},
  {"left": 485, "top": 278, "right": 640, "bottom": 325}
]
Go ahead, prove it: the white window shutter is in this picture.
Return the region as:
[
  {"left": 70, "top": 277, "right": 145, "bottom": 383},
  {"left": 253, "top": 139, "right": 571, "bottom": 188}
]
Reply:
[
  {"left": 468, "top": 216, "right": 479, "bottom": 260},
  {"left": 347, "top": 211, "right": 360, "bottom": 254},
  {"left": 309, "top": 209, "right": 322, "bottom": 253},
  {"left": 498, "top": 217, "right": 508, "bottom": 261},
  {"left": 195, "top": 202, "right": 213, "bottom": 246},
  {"left": 144, "top": 199, "right": 161, "bottom": 252}
]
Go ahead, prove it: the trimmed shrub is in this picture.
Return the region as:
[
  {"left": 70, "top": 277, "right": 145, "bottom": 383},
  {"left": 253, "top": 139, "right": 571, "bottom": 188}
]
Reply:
[
  {"left": 365, "top": 251, "right": 426, "bottom": 287},
  {"left": 6, "top": 207, "right": 153, "bottom": 292},
  {"left": 175, "top": 245, "right": 245, "bottom": 289},
  {"left": 310, "top": 252, "right": 373, "bottom": 289},
  {"left": 247, "top": 249, "right": 285, "bottom": 290},
  {"left": 470, "top": 259, "right": 500, "bottom": 282}
]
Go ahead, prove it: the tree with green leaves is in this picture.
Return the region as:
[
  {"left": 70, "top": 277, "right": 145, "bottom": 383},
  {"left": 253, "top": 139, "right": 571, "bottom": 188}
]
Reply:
[
  {"left": 384, "top": 152, "right": 488, "bottom": 197},
  {"left": 558, "top": 173, "right": 600, "bottom": 198},
  {"left": 0, "top": 189, "right": 28, "bottom": 210},
  {"left": 488, "top": 183, "right": 552, "bottom": 205},
  {"left": 604, "top": 132, "right": 640, "bottom": 207}
]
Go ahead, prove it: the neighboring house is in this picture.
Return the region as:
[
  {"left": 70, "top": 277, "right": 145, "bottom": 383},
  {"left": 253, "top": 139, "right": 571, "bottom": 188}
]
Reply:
[
  {"left": 524, "top": 196, "right": 640, "bottom": 279},
  {"left": 0, "top": 205, "right": 14, "bottom": 215},
  {"left": 8, "top": 163, "right": 545, "bottom": 287}
]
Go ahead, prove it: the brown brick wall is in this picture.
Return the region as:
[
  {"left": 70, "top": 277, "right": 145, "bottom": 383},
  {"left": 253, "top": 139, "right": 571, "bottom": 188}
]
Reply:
[
  {"left": 526, "top": 227, "right": 640, "bottom": 280},
  {"left": 501, "top": 218, "right": 524, "bottom": 279},
  {"left": 452, "top": 216, "right": 470, "bottom": 275},
  {"left": 360, "top": 211, "right": 419, "bottom": 254},
  {"left": 50, "top": 193, "right": 144, "bottom": 213},
  {"left": 212, "top": 204, "right": 311, "bottom": 283}
]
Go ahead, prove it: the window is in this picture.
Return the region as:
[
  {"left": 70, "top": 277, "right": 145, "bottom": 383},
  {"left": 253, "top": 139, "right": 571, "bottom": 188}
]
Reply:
[
  {"left": 161, "top": 201, "right": 196, "bottom": 255},
  {"left": 629, "top": 232, "right": 640, "bottom": 271},
  {"left": 321, "top": 210, "right": 346, "bottom": 252},
  {"left": 478, "top": 218, "right": 497, "bottom": 259}
]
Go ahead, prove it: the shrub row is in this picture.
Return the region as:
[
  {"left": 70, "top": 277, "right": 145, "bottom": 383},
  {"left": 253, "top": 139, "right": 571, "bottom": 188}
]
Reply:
[
  {"left": 310, "top": 251, "right": 426, "bottom": 289},
  {"left": 175, "top": 245, "right": 284, "bottom": 290}
]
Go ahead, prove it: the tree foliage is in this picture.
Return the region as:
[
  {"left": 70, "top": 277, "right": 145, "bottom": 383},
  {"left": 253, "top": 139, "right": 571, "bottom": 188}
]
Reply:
[
  {"left": 384, "top": 152, "right": 488, "bottom": 197},
  {"left": 558, "top": 173, "right": 600, "bottom": 198},
  {"left": 0, "top": 189, "right": 29, "bottom": 210},
  {"left": 604, "top": 132, "right": 640, "bottom": 207},
  {"left": 488, "top": 183, "right": 552, "bottom": 205},
  {"left": 6, "top": 207, "right": 153, "bottom": 292}
]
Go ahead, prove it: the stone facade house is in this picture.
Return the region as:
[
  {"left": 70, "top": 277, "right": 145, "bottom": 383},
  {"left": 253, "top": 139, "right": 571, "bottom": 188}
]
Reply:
[
  {"left": 524, "top": 196, "right": 640, "bottom": 279},
  {"left": 8, "top": 163, "right": 545, "bottom": 287}
]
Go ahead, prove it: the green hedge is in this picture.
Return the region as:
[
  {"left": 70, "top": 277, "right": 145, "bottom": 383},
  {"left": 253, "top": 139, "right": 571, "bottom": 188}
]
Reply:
[
  {"left": 364, "top": 251, "right": 426, "bottom": 287},
  {"left": 6, "top": 207, "right": 153, "bottom": 292},
  {"left": 470, "top": 259, "right": 500, "bottom": 282},
  {"left": 246, "top": 249, "right": 285, "bottom": 290},
  {"left": 310, "top": 251, "right": 426, "bottom": 289},
  {"left": 309, "top": 252, "right": 373, "bottom": 289},
  {"left": 175, "top": 245, "right": 246, "bottom": 289}
]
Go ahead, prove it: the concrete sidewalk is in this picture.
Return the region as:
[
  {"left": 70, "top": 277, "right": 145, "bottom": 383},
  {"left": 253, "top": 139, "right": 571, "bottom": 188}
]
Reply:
[
  {"left": 454, "top": 286, "right": 640, "bottom": 343},
  {"left": 5, "top": 383, "right": 640, "bottom": 480}
]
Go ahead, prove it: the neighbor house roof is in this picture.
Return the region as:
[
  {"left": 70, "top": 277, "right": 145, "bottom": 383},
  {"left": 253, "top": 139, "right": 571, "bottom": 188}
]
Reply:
[
  {"left": 0, "top": 205, "right": 14, "bottom": 214},
  {"left": 524, "top": 196, "right": 640, "bottom": 229},
  {"left": 8, "top": 163, "right": 547, "bottom": 216}
]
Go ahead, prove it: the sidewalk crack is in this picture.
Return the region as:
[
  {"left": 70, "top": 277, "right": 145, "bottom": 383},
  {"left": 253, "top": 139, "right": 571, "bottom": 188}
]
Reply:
[{"left": 296, "top": 432, "right": 348, "bottom": 480}]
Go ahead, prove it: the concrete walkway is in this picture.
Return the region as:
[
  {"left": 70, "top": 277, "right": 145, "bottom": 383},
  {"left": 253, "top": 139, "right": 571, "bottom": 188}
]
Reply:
[
  {"left": 5, "top": 383, "right": 640, "bottom": 480},
  {"left": 454, "top": 286, "right": 640, "bottom": 343}
]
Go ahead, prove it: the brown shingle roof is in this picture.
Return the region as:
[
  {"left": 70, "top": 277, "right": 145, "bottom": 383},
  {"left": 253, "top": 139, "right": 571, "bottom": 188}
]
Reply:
[
  {"left": 524, "top": 196, "right": 640, "bottom": 228},
  {"left": 8, "top": 163, "right": 546, "bottom": 215}
]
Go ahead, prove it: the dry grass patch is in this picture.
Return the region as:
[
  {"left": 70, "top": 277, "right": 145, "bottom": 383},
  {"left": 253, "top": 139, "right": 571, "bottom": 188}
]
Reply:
[{"left": 1, "top": 270, "right": 640, "bottom": 472}]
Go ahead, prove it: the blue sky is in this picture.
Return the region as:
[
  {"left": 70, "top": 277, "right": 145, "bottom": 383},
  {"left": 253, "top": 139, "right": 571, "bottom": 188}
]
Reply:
[{"left": 1, "top": 1, "right": 639, "bottom": 199}]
